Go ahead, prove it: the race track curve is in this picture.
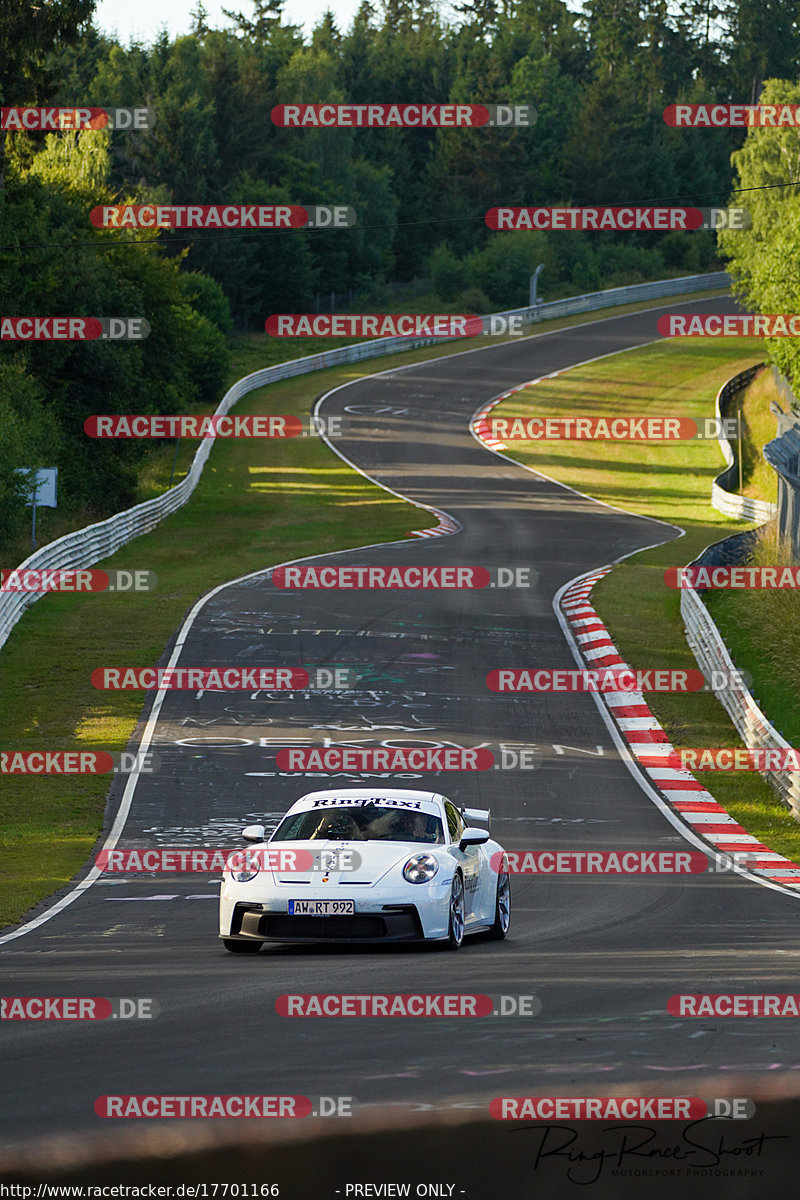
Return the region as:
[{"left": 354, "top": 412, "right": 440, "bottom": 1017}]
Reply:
[{"left": 4, "top": 295, "right": 797, "bottom": 1187}]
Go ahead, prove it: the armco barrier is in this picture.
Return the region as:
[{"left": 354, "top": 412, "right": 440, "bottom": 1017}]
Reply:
[
  {"left": 682, "top": 364, "right": 797, "bottom": 815},
  {"left": 0, "top": 270, "right": 729, "bottom": 655},
  {"left": 710, "top": 362, "right": 777, "bottom": 522},
  {"left": 495, "top": 269, "right": 730, "bottom": 328},
  {"left": 681, "top": 582, "right": 800, "bottom": 818}
]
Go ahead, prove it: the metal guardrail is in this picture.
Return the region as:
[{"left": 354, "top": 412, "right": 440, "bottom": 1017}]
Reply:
[
  {"left": 0, "top": 270, "right": 730, "bottom": 655},
  {"left": 493, "top": 269, "right": 730, "bottom": 327},
  {"left": 681, "top": 583, "right": 800, "bottom": 817},
  {"left": 682, "top": 364, "right": 799, "bottom": 818},
  {"left": 710, "top": 363, "right": 777, "bottom": 523}
]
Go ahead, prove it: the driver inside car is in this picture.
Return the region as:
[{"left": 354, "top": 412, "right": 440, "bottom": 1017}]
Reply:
[
  {"left": 394, "top": 811, "right": 434, "bottom": 842},
  {"left": 308, "top": 811, "right": 362, "bottom": 840}
]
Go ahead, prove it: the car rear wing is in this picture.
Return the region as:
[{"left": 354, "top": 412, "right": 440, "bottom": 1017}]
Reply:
[{"left": 461, "top": 807, "right": 490, "bottom": 828}]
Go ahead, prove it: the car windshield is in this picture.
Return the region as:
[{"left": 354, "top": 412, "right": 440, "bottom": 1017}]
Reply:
[{"left": 272, "top": 804, "right": 444, "bottom": 844}]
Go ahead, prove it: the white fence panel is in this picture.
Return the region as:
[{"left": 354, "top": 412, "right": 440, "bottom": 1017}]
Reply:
[
  {"left": 682, "top": 585, "right": 800, "bottom": 817},
  {"left": 710, "top": 365, "right": 777, "bottom": 523}
]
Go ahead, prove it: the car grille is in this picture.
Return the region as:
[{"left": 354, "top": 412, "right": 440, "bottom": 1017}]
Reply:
[{"left": 262, "top": 914, "right": 387, "bottom": 939}]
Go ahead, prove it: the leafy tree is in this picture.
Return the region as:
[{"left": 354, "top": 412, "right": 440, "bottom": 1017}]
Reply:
[
  {"left": 427, "top": 242, "right": 468, "bottom": 300},
  {"left": 467, "top": 229, "right": 556, "bottom": 307},
  {"left": 34, "top": 0, "right": 744, "bottom": 331},
  {"left": 191, "top": 3, "right": 212, "bottom": 38},
  {"left": 223, "top": 0, "right": 286, "bottom": 42},
  {"left": 0, "top": 362, "right": 59, "bottom": 543},
  {"left": 726, "top": 0, "right": 800, "bottom": 104},
  {"left": 581, "top": 0, "right": 645, "bottom": 80},
  {"left": 0, "top": 0, "right": 95, "bottom": 222},
  {"left": 0, "top": 123, "right": 231, "bottom": 521},
  {"left": 718, "top": 78, "right": 800, "bottom": 385}
]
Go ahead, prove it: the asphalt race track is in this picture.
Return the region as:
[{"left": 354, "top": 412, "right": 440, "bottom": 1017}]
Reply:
[{"left": 4, "top": 295, "right": 799, "bottom": 1191}]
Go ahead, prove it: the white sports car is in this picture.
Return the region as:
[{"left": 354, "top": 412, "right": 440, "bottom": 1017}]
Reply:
[{"left": 219, "top": 787, "right": 510, "bottom": 952}]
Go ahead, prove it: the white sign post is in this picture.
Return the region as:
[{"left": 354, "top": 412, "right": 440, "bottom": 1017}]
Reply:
[{"left": 15, "top": 468, "right": 58, "bottom": 549}]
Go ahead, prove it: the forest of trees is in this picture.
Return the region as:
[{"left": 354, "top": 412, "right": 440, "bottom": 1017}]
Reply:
[{"left": 2, "top": 0, "right": 800, "bottom": 540}]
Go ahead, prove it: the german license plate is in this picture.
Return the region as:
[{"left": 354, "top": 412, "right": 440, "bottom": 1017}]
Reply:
[{"left": 287, "top": 900, "right": 355, "bottom": 916}]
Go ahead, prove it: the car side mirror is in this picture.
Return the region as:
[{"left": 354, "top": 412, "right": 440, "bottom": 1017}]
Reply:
[
  {"left": 459, "top": 827, "right": 490, "bottom": 851},
  {"left": 242, "top": 824, "right": 266, "bottom": 842}
]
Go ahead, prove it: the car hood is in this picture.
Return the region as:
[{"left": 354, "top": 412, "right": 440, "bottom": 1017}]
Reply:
[{"left": 265, "top": 839, "right": 442, "bottom": 886}]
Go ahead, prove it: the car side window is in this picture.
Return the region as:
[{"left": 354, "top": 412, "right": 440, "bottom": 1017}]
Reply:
[{"left": 444, "top": 801, "right": 464, "bottom": 844}]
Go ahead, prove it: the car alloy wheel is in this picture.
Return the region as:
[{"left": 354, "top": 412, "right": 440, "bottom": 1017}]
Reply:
[
  {"left": 489, "top": 869, "right": 510, "bottom": 939},
  {"left": 447, "top": 872, "right": 465, "bottom": 949}
]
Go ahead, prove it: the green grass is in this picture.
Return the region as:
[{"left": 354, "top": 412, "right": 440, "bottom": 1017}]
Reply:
[
  {"left": 491, "top": 338, "right": 800, "bottom": 863},
  {"left": 699, "top": 368, "right": 800, "bottom": 747},
  {"left": 0, "top": 286, "right": 736, "bottom": 929},
  {"left": 735, "top": 367, "right": 779, "bottom": 504},
  {"left": 707, "top": 521, "right": 800, "bottom": 751},
  {"left": 492, "top": 338, "right": 767, "bottom": 523}
]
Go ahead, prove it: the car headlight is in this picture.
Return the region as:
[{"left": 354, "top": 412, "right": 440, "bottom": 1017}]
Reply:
[
  {"left": 403, "top": 854, "right": 439, "bottom": 884},
  {"left": 226, "top": 850, "right": 260, "bottom": 883}
]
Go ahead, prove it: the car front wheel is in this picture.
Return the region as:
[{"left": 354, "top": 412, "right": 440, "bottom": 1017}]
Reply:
[
  {"left": 445, "top": 872, "right": 465, "bottom": 950},
  {"left": 488, "top": 868, "right": 510, "bottom": 940}
]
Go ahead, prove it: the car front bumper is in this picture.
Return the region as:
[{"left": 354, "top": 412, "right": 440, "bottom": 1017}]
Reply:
[
  {"left": 220, "top": 876, "right": 453, "bottom": 943},
  {"left": 222, "top": 901, "right": 431, "bottom": 943}
]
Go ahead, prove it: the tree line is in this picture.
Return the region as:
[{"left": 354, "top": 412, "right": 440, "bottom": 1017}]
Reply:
[{"left": 1, "top": 0, "right": 799, "bottom": 543}]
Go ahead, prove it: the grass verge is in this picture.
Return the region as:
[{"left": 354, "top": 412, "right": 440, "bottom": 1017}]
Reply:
[{"left": 735, "top": 367, "right": 778, "bottom": 503}]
